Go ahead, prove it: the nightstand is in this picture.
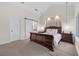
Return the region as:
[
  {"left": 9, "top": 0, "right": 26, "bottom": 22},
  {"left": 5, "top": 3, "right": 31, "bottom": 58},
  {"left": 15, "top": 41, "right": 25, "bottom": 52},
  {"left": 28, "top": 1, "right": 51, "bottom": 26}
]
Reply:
[{"left": 61, "top": 33, "right": 73, "bottom": 44}]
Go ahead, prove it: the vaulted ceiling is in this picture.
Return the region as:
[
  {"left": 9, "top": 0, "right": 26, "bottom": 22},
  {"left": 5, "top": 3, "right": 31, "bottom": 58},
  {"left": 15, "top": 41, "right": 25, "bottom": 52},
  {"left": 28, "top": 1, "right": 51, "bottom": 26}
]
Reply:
[
  {"left": 12, "top": 2, "right": 54, "bottom": 16},
  {"left": 9, "top": 2, "right": 68, "bottom": 16},
  {"left": 0, "top": 2, "right": 75, "bottom": 16}
]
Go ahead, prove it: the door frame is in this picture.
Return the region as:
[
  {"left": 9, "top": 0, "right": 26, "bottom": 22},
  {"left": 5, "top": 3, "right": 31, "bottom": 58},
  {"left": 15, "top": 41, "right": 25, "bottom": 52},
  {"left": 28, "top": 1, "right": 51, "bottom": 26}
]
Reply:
[{"left": 24, "top": 18, "right": 38, "bottom": 39}]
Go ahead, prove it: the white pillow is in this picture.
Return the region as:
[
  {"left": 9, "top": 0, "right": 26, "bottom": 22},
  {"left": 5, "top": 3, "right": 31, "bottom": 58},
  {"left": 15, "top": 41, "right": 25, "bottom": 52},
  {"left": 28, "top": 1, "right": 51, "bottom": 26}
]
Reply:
[
  {"left": 46, "top": 29, "right": 58, "bottom": 35},
  {"left": 46, "top": 29, "right": 52, "bottom": 34},
  {"left": 52, "top": 29, "right": 58, "bottom": 34}
]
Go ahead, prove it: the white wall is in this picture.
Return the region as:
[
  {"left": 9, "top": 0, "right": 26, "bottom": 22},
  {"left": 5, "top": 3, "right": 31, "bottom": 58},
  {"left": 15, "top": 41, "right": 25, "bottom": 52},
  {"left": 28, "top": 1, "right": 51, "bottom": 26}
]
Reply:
[
  {"left": 39, "top": 3, "right": 75, "bottom": 33},
  {"left": 0, "top": 2, "right": 39, "bottom": 44},
  {"left": 74, "top": 3, "right": 79, "bottom": 55}
]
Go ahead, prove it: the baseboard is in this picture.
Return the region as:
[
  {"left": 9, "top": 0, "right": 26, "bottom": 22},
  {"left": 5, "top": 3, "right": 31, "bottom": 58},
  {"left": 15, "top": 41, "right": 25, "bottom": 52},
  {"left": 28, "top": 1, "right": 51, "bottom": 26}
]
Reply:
[
  {"left": 0, "top": 40, "right": 12, "bottom": 45},
  {"left": 0, "top": 38, "right": 20, "bottom": 45}
]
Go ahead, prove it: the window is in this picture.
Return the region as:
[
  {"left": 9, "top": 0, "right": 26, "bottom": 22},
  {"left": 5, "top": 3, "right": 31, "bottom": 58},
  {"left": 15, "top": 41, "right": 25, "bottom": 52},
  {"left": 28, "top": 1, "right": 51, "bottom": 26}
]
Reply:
[
  {"left": 76, "top": 14, "right": 79, "bottom": 37},
  {"left": 33, "top": 21, "right": 38, "bottom": 31}
]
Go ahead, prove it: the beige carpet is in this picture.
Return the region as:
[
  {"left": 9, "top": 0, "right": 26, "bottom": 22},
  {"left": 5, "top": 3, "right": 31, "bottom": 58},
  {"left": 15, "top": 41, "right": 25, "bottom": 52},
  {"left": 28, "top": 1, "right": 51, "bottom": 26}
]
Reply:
[{"left": 0, "top": 40, "right": 78, "bottom": 56}]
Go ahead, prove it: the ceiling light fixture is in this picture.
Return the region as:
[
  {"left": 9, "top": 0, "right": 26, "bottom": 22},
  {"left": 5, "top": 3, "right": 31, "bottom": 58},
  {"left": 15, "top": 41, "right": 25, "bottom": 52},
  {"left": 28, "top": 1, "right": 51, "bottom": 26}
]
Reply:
[
  {"left": 20, "top": 2, "right": 24, "bottom": 4},
  {"left": 24, "top": 17, "right": 27, "bottom": 19},
  {"left": 34, "top": 9, "right": 38, "bottom": 11}
]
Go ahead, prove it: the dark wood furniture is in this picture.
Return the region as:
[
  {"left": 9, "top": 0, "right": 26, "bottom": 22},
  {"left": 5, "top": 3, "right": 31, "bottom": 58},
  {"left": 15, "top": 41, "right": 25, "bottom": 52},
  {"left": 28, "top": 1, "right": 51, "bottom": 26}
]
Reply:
[
  {"left": 30, "top": 26, "right": 62, "bottom": 51},
  {"left": 30, "top": 32, "right": 54, "bottom": 51},
  {"left": 61, "top": 33, "right": 73, "bottom": 44}
]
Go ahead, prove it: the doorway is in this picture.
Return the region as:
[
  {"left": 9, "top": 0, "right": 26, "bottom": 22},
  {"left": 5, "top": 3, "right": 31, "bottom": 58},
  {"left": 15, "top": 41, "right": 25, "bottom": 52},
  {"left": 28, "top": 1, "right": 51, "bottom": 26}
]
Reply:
[{"left": 10, "top": 17, "right": 20, "bottom": 41}]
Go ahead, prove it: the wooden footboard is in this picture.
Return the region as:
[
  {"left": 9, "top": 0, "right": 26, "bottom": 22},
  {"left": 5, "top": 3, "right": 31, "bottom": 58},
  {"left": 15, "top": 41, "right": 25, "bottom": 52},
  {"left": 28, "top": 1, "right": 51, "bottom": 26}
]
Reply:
[{"left": 30, "top": 32, "right": 54, "bottom": 51}]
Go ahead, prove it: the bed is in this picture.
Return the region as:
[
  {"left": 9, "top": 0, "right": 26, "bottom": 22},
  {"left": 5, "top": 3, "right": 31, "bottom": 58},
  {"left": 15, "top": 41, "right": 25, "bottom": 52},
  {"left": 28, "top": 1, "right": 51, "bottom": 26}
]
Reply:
[{"left": 30, "top": 26, "right": 62, "bottom": 51}]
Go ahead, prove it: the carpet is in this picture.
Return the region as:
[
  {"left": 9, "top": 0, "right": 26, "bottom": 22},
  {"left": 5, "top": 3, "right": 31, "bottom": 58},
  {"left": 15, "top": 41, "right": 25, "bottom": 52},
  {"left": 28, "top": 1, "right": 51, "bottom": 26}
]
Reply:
[{"left": 0, "top": 40, "right": 78, "bottom": 56}]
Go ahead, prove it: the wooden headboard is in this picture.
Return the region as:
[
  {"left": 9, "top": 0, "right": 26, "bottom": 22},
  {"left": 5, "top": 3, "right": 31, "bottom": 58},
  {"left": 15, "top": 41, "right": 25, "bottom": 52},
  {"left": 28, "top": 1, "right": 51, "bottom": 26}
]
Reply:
[{"left": 44, "top": 26, "right": 62, "bottom": 33}]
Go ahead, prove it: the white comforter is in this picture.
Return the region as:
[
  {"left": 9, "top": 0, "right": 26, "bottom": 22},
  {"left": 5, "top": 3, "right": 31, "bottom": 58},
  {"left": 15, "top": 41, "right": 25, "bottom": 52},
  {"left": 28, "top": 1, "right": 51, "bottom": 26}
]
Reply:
[{"left": 53, "top": 33, "right": 61, "bottom": 46}]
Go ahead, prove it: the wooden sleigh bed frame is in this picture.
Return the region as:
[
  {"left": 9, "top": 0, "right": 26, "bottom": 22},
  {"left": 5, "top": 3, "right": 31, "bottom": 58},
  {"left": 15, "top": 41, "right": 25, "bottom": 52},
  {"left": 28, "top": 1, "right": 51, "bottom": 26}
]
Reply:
[{"left": 30, "top": 26, "right": 62, "bottom": 51}]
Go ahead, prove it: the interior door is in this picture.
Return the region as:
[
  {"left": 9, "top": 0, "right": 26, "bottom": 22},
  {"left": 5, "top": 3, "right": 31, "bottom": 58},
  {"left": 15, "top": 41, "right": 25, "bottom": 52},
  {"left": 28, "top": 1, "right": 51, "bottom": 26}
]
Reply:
[
  {"left": 10, "top": 17, "right": 20, "bottom": 41},
  {"left": 25, "top": 20, "right": 33, "bottom": 39}
]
